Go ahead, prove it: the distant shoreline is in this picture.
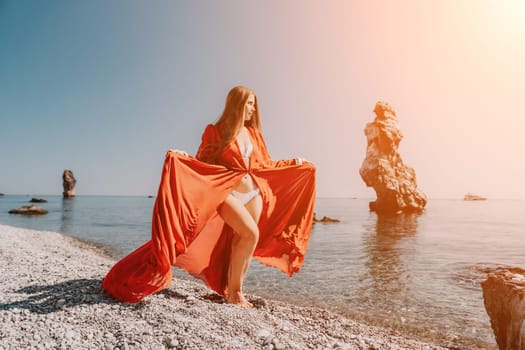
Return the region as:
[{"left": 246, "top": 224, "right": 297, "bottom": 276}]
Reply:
[{"left": 0, "top": 224, "right": 448, "bottom": 349}]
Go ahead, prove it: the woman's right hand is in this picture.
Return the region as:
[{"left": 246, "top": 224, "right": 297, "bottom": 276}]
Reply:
[{"left": 170, "top": 149, "right": 189, "bottom": 157}]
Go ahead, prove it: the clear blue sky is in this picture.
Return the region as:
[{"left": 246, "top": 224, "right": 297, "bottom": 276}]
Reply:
[{"left": 1, "top": 1, "right": 524, "bottom": 198}]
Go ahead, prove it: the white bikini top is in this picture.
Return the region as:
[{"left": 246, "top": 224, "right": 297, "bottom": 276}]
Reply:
[{"left": 237, "top": 138, "right": 253, "bottom": 159}]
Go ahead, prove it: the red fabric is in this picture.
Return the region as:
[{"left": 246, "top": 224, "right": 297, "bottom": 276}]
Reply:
[{"left": 102, "top": 124, "right": 316, "bottom": 303}]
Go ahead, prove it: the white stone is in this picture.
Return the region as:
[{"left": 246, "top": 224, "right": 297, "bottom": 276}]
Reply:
[{"left": 256, "top": 328, "right": 272, "bottom": 339}]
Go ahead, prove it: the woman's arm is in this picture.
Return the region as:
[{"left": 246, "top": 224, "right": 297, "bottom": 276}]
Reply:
[{"left": 195, "top": 124, "right": 220, "bottom": 163}]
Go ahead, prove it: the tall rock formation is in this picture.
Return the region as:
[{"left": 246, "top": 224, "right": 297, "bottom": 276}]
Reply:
[
  {"left": 359, "top": 101, "right": 427, "bottom": 214},
  {"left": 63, "top": 169, "right": 77, "bottom": 198},
  {"left": 481, "top": 267, "right": 525, "bottom": 350}
]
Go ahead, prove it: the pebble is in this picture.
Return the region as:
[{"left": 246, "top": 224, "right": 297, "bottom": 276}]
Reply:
[
  {"left": 166, "top": 336, "right": 179, "bottom": 348},
  {"left": 256, "top": 328, "right": 272, "bottom": 339},
  {"left": 280, "top": 320, "right": 292, "bottom": 332},
  {"left": 332, "top": 340, "right": 351, "bottom": 349},
  {"left": 65, "top": 330, "right": 77, "bottom": 340},
  {"left": 273, "top": 341, "right": 285, "bottom": 350},
  {"left": 263, "top": 334, "right": 274, "bottom": 346}
]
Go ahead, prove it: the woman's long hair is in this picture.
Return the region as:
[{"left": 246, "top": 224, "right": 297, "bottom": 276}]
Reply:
[
  {"left": 197, "top": 86, "right": 261, "bottom": 163},
  {"left": 215, "top": 86, "right": 261, "bottom": 144}
]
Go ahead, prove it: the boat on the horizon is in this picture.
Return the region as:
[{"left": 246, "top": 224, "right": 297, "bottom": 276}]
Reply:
[{"left": 464, "top": 193, "right": 487, "bottom": 201}]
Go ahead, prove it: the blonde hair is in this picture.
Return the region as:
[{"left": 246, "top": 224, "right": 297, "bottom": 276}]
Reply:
[{"left": 215, "top": 86, "right": 261, "bottom": 143}]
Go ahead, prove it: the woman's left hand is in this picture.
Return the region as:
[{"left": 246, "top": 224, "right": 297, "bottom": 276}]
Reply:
[
  {"left": 294, "top": 157, "right": 309, "bottom": 165},
  {"left": 170, "top": 149, "right": 189, "bottom": 157}
]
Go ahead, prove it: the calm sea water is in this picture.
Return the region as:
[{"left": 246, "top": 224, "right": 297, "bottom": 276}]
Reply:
[{"left": 1, "top": 195, "right": 523, "bottom": 349}]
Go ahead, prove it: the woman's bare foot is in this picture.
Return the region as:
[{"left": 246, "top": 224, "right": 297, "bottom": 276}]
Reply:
[{"left": 227, "top": 291, "right": 253, "bottom": 308}]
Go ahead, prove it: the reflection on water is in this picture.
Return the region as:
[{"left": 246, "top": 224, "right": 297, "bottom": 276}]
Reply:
[
  {"left": 60, "top": 198, "right": 75, "bottom": 235},
  {"left": 362, "top": 213, "right": 418, "bottom": 299},
  {"left": 353, "top": 212, "right": 496, "bottom": 349},
  {"left": 352, "top": 213, "right": 421, "bottom": 329}
]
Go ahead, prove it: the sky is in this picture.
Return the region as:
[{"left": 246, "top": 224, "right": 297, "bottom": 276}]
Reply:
[{"left": 1, "top": 0, "right": 524, "bottom": 199}]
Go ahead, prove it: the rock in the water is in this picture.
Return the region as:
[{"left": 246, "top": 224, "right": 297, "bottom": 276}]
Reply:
[
  {"left": 481, "top": 267, "right": 525, "bottom": 350},
  {"left": 359, "top": 101, "right": 427, "bottom": 214},
  {"left": 30, "top": 198, "right": 48, "bottom": 203},
  {"left": 464, "top": 193, "right": 487, "bottom": 201},
  {"left": 9, "top": 205, "right": 48, "bottom": 215},
  {"left": 0, "top": 193, "right": 4, "bottom": 196},
  {"left": 312, "top": 212, "right": 340, "bottom": 223},
  {"left": 63, "top": 170, "right": 77, "bottom": 198}
]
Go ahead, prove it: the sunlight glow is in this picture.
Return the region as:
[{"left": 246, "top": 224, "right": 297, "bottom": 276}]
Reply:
[{"left": 488, "top": 0, "right": 525, "bottom": 37}]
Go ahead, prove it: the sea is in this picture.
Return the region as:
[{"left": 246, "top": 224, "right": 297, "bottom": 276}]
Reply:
[{"left": 1, "top": 195, "right": 523, "bottom": 349}]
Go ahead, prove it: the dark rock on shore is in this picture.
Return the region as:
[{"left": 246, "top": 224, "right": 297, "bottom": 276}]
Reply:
[
  {"left": 0, "top": 193, "right": 4, "bottom": 196},
  {"left": 30, "top": 198, "right": 48, "bottom": 203},
  {"left": 481, "top": 267, "right": 525, "bottom": 350},
  {"left": 359, "top": 101, "right": 427, "bottom": 214},
  {"left": 8, "top": 205, "right": 48, "bottom": 215}
]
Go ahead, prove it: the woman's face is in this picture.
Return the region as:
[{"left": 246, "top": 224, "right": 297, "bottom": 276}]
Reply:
[{"left": 244, "top": 94, "right": 256, "bottom": 122}]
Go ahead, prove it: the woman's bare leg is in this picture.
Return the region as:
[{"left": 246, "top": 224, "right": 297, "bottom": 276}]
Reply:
[
  {"left": 241, "top": 194, "right": 262, "bottom": 277},
  {"left": 217, "top": 194, "right": 262, "bottom": 307}
]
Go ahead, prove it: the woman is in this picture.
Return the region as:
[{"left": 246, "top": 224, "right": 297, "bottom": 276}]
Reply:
[{"left": 102, "top": 86, "right": 316, "bottom": 307}]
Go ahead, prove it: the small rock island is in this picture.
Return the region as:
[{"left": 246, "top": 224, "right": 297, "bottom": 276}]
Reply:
[
  {"left": 9, "top": 205, "right": 48, "bottom": 215},
  {"left": 63, "top": 170, "right": 77, "bottom": 198},
  {"left": 359, "top": 101, "right": 427, "bottom": 214},
  {"left": 30, "top": 198, "right": 48, "bottom": 203},
  {"left": 312, "top": 213, "right": 340, "bottom": 223}
]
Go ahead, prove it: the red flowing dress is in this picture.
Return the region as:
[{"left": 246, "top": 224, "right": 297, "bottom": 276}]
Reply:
[{"left": 102, "top": 124, "right": 316, "bottom": 303}]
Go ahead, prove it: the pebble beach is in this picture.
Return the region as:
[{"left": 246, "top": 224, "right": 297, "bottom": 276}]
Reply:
[{"left": 0, "top": 224, "right": 449, "bottom": 350}]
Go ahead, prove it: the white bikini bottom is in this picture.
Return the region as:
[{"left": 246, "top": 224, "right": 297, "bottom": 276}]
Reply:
[{"left": 231, "top": 189, "right": 260, "bottom": 205}]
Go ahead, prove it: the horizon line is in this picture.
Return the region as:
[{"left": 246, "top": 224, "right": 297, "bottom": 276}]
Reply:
[{"left": 1, "top": 194, "right": 525, "bottom": 201}]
